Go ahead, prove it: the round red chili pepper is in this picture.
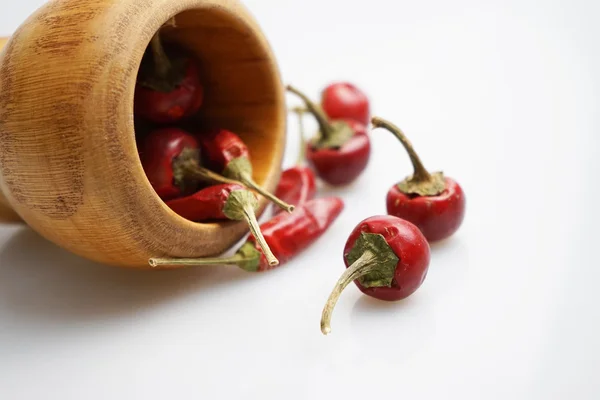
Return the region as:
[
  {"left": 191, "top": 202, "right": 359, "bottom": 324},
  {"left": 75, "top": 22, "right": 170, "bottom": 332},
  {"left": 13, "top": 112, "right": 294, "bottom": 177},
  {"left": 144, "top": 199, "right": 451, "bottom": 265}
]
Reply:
[
  {"left": 197, "top": 129, "right": 295, "bottom": 213},
  {"left": 321, "top": 82, "right": 370, "bottom": 126},
  {"left": 135, "top": 31, "right": 204, "bottom": 124},
  {"left": 274, "top": 107, "right": 317, "bottom": 211},
  {"left": 141, "top": 128, "right": 240, "bottom": 201},
  {"left": 320, "top": 215, "right": 430, "bottom": 335},
  {"left": 372, "top": 117, "right": 466, "bottom": 242},
  {"left": 166, "top": 183, "right": 278, "bottom": 266},
  {"left": 150, "top": 197, "right": 345, "bottom": 272},
  {"left": 286, "top": 85, "right": 371, "bottom": 186}
]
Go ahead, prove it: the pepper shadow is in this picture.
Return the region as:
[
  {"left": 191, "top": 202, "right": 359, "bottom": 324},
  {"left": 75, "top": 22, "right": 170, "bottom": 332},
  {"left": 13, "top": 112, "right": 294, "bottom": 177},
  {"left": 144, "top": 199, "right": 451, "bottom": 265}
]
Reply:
[
  {"left": 0, "top": 228, "right": 252, "bottom": 324},
  {"left": 429, "top": 236, "right": 458, "bottom": 252},
  {"left": 349, "top": 292, "right": 436, "bottom": 361}
]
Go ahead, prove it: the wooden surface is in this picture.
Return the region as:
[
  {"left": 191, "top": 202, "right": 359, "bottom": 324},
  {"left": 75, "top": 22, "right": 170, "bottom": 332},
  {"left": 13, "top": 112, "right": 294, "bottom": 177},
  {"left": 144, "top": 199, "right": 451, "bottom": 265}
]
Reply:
[
  {"left": 0, "top": 0, "right": 286, "bottom": 267},
  {"left": 0, "top": 37, "right": 22, "bottom": 223}
]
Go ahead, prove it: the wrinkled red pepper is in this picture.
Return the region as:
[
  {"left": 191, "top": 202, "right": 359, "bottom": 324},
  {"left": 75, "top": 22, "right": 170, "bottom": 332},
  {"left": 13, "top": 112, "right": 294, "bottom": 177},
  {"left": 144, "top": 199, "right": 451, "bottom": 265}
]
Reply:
[
  {"left": 150, "top": 197, "right": 345, "bottom": 272},
  {"left": 320, "top": 215, "right": 431, "bottom": 334},
  {"left": 274, "top": 107, "right": 317, "bottom": 211},
  {"left": 372, "top": 117, "right": 466, "bottom": 242},
  {"left": 166, "top": 183, "right": 278, "bottom": 265},
  {"left": 141, "top": 128, "right": 240, "bottom": 201},
  {"left": 286, "top": 85, "right": 371, "bottom": 186},
  {"left": 275, "top": 166, "right": 316, "bottom": 210},
  {"left": 197, "top": 129, "right": 295, "bottom": 213},
  {"left": 135, "top": 31, "right": 204, "bottom": 124}
]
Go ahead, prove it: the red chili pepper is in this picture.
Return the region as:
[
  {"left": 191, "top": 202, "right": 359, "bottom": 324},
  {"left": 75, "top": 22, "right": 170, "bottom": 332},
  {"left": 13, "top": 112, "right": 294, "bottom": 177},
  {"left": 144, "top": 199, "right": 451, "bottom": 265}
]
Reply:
[
  {"left": 321, "top": 82, "right": 370, "bottom": 126},
  {"left": 275, "top": 166, "right": 316, "bottom": 210},
  {"left": 197, "top": 129, "right": 295, "bottom": 213},
  {"left": 372, "top": 117, "right": 466, "bottom": 242},
  {"left": 149, "top": 197, "right": 345, "bottom": 272},
  {"left": 274, "top": 107, "right": 317, "bottom": 210},
  {"left": 141, "top": 128, "right": 240, "bottom": 201},
  {"left": 166, "top": 183, "right": 278, "bottom": 266},
  {"left": 286, "top": 85, "right": 371, "bottom": 186},
  {"left": 320, "top": 215, "right": 430, "bottom": 335},
  {"left": 135, "top": 31, "right": 204, "bottom": 123}
]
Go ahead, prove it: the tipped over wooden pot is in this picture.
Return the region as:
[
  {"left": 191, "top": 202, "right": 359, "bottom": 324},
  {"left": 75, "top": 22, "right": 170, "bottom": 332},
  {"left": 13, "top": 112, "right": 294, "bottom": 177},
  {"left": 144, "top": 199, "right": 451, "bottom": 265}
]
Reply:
[{"left": 0, "top": 0, "right": 286, "bottom": 268}]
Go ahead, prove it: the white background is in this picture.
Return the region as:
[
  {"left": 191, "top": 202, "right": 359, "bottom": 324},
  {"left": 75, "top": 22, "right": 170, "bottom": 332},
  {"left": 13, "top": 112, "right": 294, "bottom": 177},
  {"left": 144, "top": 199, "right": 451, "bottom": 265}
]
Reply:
[{"left": 1, "top": 0, "right": 599, "bottom": 399}]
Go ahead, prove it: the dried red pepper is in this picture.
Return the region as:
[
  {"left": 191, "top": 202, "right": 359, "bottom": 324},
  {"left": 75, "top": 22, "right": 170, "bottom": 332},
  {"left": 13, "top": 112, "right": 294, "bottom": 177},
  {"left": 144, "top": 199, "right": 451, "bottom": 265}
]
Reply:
[
  {"left": 141, "top": 128, "right": 239, "bottom": 201},
  {"left": 135, "top": 31, "right": 204, "bottom": 123},
  {"left": 274, "top": 107, "right": 317, "bottom": 211},
  {"left": 198, "top": 129, "right": 295, "bottom": 213},
  {"left": 150, "top": 197, "right": 345, "bottom": 272},
  {"left": 320, "top": 215, "right": 431, "bottom": 335},
  {"left": 371, "top": 117, "right": 466, "bottom": 242},
  {"left": 166, "top": 183, "right": 278, "bottom": 266},
  {"left": 286, "top": 85, "right": 371, "bottom": 186},
  {"left": 321, "top": 82, "right": 370, "bottom": 126}
]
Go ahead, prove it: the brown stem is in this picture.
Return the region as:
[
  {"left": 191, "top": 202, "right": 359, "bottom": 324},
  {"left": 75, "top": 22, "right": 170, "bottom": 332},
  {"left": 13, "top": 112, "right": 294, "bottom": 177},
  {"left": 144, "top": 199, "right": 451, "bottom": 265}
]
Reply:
[
  {"left": 286, "top": 85, "right": 333, "bottom": 139},
  {"left": 371, "top": 117, "right": 432, "bottom": 182},
  {"left": 150, "top": 31, "right": 172, "bottom": 78},
  {"left": 149, "top": 255, "right": 245, "bottom": 268},
  {"left": 241, "top": 205, "right": 278, "bottom": 266},
  {"left": 184, "top": 165, "right": 241, "bottom": 186},
  {"left": 291, "top": 107, "right": 307, "bottom": 166},
  {"left": 240, "top": 172, "right": 295, "bottom": 213},
  {"left": 320, "top": 250, "right": 378, "bottom": 335}
]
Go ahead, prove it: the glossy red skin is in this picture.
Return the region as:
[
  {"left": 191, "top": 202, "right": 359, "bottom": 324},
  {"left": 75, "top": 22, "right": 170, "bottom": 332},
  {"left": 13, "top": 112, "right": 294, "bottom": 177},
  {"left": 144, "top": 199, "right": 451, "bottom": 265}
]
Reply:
[
  {"left": 135, "top": 59, "right": 204, "bottom": 124},
  {"left": 321, "top": 82, "right": 370, "bottom": 125},
  {"left": 274, "top": 166, "right": 317, "bottom": 212},
  {"left": 306, "top": 120, "right": 371, "bottom": 186},
  {"left": 197, "top": 129, "right": 250, "bottom": 172},
  {"left": 165, "top": 183, "right": 247, "bottom": 222},
  {"left": 345, "top": 215, "right": 430, "bottom": 301},
  {"left": 248, "top": 197, "right": 344, "bottom": 271},
  {"left": 386, "top": 177, "right": 465, "bottom": 242},
  {"left": 141, "top": 128, "right": 199, "bottom": 201}
]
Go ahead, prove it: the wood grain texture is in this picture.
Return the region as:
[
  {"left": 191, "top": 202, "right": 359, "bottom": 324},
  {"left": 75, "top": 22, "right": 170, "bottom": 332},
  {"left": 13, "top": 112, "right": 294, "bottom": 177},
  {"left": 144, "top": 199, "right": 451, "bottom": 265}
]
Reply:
[
  {"left": 0, "top": 0, "right": 286, "bottom": 267},
  {"left": 0, "top": 37, "right": 23, "bottom": 223}
]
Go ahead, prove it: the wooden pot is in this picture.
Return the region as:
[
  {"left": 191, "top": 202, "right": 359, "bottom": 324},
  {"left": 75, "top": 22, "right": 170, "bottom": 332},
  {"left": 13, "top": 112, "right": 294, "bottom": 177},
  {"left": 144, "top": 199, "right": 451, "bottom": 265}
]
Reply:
[
  {"left": 0, "top": 37, "right": 22, "bottom": 223},
  {"left": 0, "top": 0, "right": 286, "bottom": 268}
]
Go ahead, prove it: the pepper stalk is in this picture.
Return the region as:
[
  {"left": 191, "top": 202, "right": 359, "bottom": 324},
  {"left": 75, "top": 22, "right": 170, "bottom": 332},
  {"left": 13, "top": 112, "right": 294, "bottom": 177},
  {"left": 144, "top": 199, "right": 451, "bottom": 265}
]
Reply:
[
  {"left": 286, "top": 85, "right": 355, "bottom": 150},
  {"left": 150, "top": 242, "right": 265, "bottom": 271},
  {"left": 371, "top": 117, "right": 446, "bottom": 196}
]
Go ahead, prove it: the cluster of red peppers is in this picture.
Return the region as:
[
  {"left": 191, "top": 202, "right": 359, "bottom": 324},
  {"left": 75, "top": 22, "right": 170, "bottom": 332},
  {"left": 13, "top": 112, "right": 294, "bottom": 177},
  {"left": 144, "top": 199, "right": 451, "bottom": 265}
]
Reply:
[
  {"left": 135, "top": 27, "right": 341, "bottom": 271},
  {"left": 286, "top": 85, "right": 465, "bottom": 335},
  {"left": 135, "top": 29, "right": 466, "bottom": 335}
]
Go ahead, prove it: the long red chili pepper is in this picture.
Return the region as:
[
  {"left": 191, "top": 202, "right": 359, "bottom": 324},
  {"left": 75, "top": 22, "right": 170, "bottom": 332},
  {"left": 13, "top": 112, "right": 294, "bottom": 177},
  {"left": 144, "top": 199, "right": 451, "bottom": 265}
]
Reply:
[
  {"left": 197, "top": 129, "right": 295, "bottom": 213},
  {"left": 286, "top": 85, "right": 371, "bottom": 186},
  {"left": 149, "top": 197, "right": 345, "bottom": 272},
  {"left": 166, "top": 184, "right": 278, "bottom": 266},
  {"left": 274, "top": 107, "right": 317, "bottom": 211}
]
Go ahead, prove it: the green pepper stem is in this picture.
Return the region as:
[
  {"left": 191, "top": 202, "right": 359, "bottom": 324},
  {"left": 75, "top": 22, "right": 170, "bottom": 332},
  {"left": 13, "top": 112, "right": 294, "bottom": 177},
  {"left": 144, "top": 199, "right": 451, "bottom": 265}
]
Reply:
[
  {"left": 150, "top": 30, "right": 172, "bottom": 79},
  {"left": 185, "top": 165, "right": 241, "bottom": 186},
  {"left": 149, "top": 254, "right": 247, "bottom": 268},
  {"left": 240, "top": 173, "right": 295, "bottom": 213},
  {"left": 291, "top": 107, "right": 307, "bottom": 166},
  {"left": 320, "top": 250, "right": 379, "bottom": 335},
  {"left": 241, "top": 205, "right": 278, "bottom": 266},
  {"left": 286, "top": 85, "right": 333, "bottom": 139},
  {"left": 371, "top": 117, "right": 432, "bottom": 182}
]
